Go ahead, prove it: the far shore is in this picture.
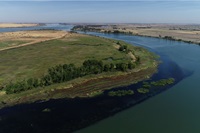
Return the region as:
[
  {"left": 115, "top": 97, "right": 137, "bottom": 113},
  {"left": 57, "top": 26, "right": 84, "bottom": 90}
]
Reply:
[
  {"left": 72, "top": 24, "right": 200, "bottom": 45},
  {"left": 0, "top": 23, "right": 40, "bottom": 28}
]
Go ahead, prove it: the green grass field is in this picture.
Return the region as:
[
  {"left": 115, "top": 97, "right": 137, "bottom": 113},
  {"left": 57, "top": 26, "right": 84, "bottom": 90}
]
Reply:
[
  {"left": 0, "top": 34, "right": 137, "bottom": 84},
  {"left": 0, "top": 40, "right": 28, "bottom": 49}
]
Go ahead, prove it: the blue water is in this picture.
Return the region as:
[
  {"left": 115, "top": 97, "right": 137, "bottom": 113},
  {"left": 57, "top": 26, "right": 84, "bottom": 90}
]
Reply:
[{"left": 0, "top": 25, "right": 199, "bottom": 133}]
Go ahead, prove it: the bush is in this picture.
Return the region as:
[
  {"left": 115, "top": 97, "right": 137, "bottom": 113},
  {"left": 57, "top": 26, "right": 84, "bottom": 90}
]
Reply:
[
  {"left": 118, "top": 45, "right": 128, "bottom": 52},
  {"left": 128, "top": 62, "right": 135, "bottom": 69}
]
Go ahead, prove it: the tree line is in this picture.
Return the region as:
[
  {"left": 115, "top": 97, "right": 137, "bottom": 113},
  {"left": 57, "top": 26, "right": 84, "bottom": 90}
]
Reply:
[{"left": 4, "top": 59, "right": 137, "bottom": 94}]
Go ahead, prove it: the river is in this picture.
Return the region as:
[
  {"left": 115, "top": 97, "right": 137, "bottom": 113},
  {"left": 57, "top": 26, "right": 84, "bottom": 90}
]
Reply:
[
  {"left": 76, "top": 32, "right": 200, "bottom": 133},
  {"left": 0, "top": 24, "right": 199, "bottom": 133}
]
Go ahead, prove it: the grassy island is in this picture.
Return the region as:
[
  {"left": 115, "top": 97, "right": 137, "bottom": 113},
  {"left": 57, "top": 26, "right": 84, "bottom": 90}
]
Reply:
[{"left": 0, "top": 30, "right": 158, "bottom": 108}]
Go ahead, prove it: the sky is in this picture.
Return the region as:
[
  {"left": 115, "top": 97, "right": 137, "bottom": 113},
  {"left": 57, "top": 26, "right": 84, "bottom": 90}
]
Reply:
[{"left": 0, "top": 1, "right": 200, "bottom": 24}]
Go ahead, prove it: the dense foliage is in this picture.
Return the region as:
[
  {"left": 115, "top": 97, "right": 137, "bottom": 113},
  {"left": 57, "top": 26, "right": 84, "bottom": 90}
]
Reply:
[{"left": 5, "top": 59, "right": 136, "bottom": 94}]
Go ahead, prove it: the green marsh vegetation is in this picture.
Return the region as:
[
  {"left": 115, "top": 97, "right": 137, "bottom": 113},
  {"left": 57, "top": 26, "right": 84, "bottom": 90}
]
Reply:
[
  {"left": 137, "top": 78, "right": 175, "bottom": 94},
  {"left": 108, "top": 90, "right": 134, "bottom": 97},
  {"left": 137, "top": 88, "right": 150, "bottom": 94},
  {"left": 150, "top": 78, "right": 175, "bottom": 86}
]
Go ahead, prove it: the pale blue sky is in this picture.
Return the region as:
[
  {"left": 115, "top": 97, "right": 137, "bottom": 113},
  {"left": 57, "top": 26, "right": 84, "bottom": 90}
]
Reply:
[{"left": 0, "top": 1, "right": 200, "bottom": 24}]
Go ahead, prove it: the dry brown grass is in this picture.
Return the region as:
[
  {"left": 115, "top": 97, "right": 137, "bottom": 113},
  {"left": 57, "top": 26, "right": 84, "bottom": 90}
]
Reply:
[
  {"left": 127, "top": 28, "right": 200, "bottom": 43},
  {"left": 0, "top": 30, "right": 69, "bottom": 51},
  {"left": 0, "top": 23, "right": 38, "bottom": 28}
]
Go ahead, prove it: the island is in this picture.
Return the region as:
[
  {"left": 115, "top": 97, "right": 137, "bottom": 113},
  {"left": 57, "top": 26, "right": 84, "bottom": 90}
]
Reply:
[{"left": 0, "top": 30, "right": 158, "bottom": 109}]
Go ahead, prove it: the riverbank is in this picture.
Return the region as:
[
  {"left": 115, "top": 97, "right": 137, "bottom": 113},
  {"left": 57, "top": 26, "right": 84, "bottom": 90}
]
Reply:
[
  {"left": 0, "top": 23, "right": 41, "bottom": 28},
  {"left": 0, "top": 30, "right": 158, "bottom": 109},
  {"left": 72, "top": 24, "right": 200, "bottom": 45}
]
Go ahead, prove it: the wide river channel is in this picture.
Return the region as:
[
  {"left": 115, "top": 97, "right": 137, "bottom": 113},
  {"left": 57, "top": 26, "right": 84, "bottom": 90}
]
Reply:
[{"left": 0, "top": 24, "right": 200, "bottom": 133}]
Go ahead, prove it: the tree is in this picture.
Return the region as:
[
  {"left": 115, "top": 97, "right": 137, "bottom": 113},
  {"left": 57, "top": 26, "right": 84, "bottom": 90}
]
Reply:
[
  {"left": 27, "top": 78, "right": 34, "bottom": 89},
  {"left": 104, "top": 64, "right": 110, "bottom": 72},
  {"left": 119, "top": 46, "right": 124, "bottom": 51},
  {"left": 116, "top": 63, "right": 128, "bottom": 71},
  {"left": 121, "top": 63, "right": 128, "bottom": 71},
  {"left": 116, "top": 41, "right": 120, "bottom": 45},
  {"left": 136, "top": 56, "right": 140, "bottom": 64},
  {"left": 110, "top": 63, "right": 115, "bottom": 71},
  {"left": 124, "top": 45, "right": 127, "bottom": 50},
  {"left": 128, "top": 62, "right": 135, "bottom": 69}
]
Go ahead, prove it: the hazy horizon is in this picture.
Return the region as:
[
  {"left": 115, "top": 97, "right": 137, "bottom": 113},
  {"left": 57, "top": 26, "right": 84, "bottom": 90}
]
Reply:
[{"left": 1, "top": 1, "right": 200, "bottom": 24}]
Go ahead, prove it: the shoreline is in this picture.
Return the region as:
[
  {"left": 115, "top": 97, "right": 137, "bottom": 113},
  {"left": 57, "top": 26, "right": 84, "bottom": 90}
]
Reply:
[
  {"left": 89, "top": 30, "right": 200, "bottom": 45},
  {"left": 72, "top": 24, "right": 200, "bottom": 45},
  {"left": 126, "top": 32, "right": 200, "bottom": 45}
]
